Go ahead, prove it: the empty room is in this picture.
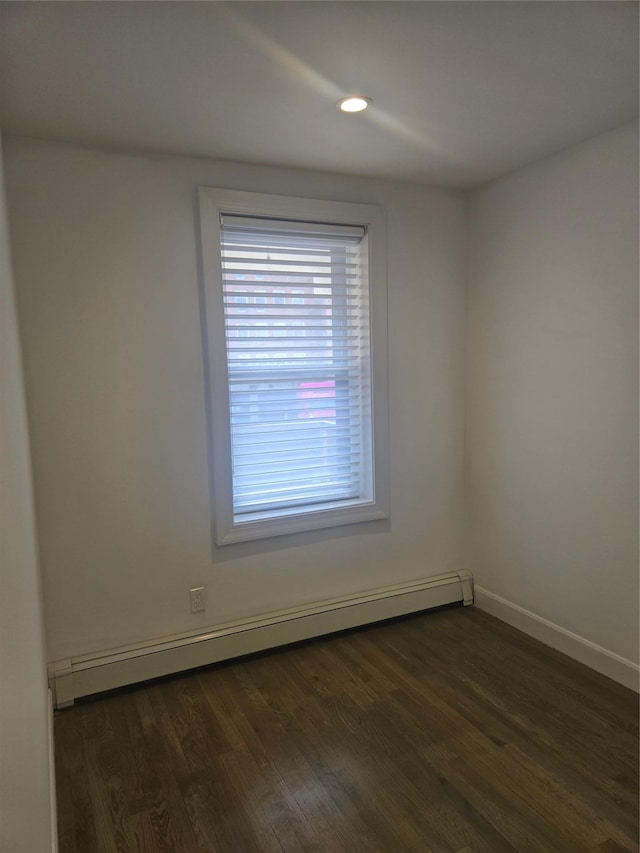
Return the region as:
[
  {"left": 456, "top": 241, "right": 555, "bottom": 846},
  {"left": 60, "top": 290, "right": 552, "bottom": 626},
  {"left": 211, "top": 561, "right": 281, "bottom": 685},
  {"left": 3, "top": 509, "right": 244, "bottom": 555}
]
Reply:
[{"left": 1, "top": 2, "right": 638, "bottom": 851}]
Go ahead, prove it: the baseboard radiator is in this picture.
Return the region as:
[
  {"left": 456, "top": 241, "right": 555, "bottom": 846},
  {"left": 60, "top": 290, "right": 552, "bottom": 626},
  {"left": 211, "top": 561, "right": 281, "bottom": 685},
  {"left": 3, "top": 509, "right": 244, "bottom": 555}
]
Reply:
[{"left": 49, "top": 570, "right": 473, "bottom": 708}]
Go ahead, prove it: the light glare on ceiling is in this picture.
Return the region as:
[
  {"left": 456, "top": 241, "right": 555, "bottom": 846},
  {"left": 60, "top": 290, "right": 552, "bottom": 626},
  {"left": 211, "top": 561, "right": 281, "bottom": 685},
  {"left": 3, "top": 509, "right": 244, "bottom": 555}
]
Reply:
[{"left": 337, "top": 96, "right": 371, "bottom": 113}]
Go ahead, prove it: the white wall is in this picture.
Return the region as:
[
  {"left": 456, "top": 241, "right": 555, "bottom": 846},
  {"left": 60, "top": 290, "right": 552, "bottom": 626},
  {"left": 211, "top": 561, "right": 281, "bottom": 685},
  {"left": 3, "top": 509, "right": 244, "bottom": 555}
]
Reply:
[
  {"left": 0, "top": 136, "right": 54, "bottom": 851},
  {"left": 467, "top": 122, "right": 639, "bottom": 665},
  {"left": 4, "top": 138, "right": 467, "bottom": 662}
]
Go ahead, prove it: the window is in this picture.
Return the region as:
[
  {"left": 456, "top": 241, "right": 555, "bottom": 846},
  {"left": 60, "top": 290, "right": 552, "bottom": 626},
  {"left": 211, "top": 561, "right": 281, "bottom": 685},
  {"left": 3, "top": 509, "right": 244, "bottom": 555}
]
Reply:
[{"left": 198, "top": 188, "right": 389, "bottom": 544}]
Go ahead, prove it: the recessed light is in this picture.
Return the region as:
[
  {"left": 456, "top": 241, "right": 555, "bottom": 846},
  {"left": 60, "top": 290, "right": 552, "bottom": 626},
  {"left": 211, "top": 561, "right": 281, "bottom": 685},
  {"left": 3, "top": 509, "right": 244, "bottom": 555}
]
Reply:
[{"left": 337, "top": 96, "right": 371, "bottom": 113}]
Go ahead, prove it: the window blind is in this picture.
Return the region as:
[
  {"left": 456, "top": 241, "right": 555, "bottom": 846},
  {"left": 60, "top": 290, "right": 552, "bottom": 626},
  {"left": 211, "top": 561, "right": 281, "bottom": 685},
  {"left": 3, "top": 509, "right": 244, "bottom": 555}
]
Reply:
[{"left": 220, "top": 213, "right": 373, "bottom": 520}]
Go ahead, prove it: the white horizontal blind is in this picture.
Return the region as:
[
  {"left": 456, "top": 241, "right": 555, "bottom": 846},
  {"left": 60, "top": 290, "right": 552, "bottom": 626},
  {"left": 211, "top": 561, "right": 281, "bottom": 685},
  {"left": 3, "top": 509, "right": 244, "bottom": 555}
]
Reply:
[{"left": 220, "top": 214, "right": 373, "bottom": 519}]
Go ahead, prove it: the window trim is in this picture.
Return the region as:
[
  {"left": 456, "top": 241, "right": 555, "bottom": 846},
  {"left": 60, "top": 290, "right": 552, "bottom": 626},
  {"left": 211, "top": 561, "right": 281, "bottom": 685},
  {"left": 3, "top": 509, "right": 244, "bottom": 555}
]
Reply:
[{"left": 198, "top": 187, "right": 389, "bottom": 545}]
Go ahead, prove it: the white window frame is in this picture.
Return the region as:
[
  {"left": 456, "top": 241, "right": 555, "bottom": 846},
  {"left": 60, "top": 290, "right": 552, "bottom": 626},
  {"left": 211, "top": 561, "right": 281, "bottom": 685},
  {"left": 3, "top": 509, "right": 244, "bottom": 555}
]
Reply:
[{"left": 198, "top": 187, "right": 389, "bottom": 545}]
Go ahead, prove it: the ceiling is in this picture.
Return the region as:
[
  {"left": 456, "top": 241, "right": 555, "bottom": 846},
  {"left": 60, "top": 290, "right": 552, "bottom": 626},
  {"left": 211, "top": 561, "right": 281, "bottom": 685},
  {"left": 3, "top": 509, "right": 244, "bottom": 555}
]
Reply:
[{"left": 0, "top": 1, "right": 637, "bottom": 188}]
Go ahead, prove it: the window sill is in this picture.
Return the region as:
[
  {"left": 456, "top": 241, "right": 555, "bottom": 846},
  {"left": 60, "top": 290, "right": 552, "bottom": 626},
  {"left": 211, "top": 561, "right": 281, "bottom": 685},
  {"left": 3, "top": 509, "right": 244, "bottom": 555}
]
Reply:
[{"left": 216, "top": 502, "right": 389, "bottom": 545}]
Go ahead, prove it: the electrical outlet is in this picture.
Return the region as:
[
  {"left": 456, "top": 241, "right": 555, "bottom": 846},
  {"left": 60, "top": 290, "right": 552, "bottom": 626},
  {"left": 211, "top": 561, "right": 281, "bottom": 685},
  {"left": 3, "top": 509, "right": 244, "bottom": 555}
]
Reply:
[{"left": 190, "top": 587, "right": 206, "bottom": 613}]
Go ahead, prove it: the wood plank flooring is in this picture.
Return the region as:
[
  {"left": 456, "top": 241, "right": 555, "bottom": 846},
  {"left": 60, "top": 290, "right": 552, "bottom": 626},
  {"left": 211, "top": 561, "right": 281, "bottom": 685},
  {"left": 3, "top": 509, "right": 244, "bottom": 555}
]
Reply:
[{"left": 54, "top": 605, "right": 639, "bottom": 852}]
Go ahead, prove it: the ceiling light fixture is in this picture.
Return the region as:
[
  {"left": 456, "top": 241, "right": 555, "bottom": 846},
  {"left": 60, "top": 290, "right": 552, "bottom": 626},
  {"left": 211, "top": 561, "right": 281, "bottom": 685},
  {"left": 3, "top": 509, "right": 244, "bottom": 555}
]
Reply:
[{"left": 337, "top": 95, "right": 371, "bottom": 113}]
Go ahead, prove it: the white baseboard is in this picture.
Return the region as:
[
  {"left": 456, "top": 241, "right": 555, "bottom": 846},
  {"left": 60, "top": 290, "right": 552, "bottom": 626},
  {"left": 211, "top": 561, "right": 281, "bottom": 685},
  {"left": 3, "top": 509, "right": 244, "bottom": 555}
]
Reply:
[
  {"left": 49, "top": 571, "right": 473, "bottom": 708},
  {"left": 474, "top": 586, "right": 639, "bottom": 692}
]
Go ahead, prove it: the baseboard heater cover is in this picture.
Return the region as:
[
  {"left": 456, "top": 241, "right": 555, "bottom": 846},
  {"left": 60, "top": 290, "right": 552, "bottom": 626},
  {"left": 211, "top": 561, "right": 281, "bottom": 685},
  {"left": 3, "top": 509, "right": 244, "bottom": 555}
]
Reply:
[{"left": 49, "top": 570, "right": 473, "bottom": 708}]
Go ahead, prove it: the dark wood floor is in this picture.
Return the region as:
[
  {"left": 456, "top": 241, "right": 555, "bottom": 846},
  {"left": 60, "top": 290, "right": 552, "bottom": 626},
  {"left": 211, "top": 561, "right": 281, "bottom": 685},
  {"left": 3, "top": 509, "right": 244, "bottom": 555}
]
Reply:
[{"left": 54, "top": 605, "right": 639, "bottom": 853}]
